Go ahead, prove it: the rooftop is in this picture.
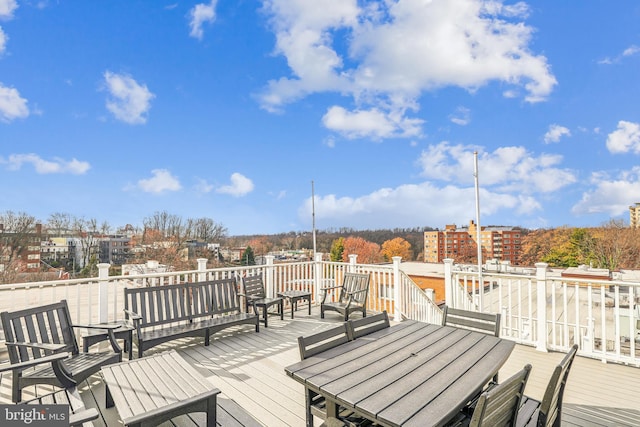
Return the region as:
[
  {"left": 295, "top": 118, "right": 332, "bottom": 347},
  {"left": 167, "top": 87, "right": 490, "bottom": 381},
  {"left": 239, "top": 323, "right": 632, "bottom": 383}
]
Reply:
[{"left": 2, "top": 307, "right": 639, "bottom": 426}]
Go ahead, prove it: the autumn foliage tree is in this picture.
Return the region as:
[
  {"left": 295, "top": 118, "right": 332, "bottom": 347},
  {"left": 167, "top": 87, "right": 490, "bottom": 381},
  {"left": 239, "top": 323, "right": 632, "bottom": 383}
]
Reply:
[
  {"left": 381, "top": 237, "right": 412, "bottom": 261},
  {"left": 342, "top": 236, "right": 383, "bottom": 264}
]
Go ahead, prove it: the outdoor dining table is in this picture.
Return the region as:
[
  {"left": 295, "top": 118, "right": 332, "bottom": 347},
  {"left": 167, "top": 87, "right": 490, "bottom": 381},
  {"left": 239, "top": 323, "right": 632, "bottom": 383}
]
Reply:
[{"left": 285, "top": 319, "right": 515, "bottom": 427}]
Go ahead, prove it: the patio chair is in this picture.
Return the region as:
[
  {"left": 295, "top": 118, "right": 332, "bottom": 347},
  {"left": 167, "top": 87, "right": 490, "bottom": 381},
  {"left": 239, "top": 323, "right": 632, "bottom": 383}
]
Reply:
[
  {"left": 450, "top": 364, "right": 531, "bottom": 427},
  {"left": 239, "top": 275, "right": 283, "bottom": 327},
  {"left": 442, "top": 305, "right": 501, "bottom": 382},
  {"left": 0, "top": 353, "right": 100, "bottom": 426},
  {"left": 516, "top": 344, "right": 579, "bottom": 427},
  {"left": 0, "top": 299, "right": 122, "bottom": 403},
  {"left": 347, "top": 310, "right": 390, "bottom": 339},
  {"left": 298, "top": 323, "right": 352, "bottom": 427},
  {"left": 321, "top": 272, "right": 370, "bottom": 321}
]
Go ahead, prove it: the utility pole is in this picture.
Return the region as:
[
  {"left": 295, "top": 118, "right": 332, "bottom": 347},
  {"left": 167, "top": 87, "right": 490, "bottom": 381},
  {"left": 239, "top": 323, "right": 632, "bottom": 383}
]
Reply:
[
  {"left": 474, "top": 151, "right": 484, "bottom": 310},
  {"left": 312, "top": 180, "right": 317, "bottom": 258}
]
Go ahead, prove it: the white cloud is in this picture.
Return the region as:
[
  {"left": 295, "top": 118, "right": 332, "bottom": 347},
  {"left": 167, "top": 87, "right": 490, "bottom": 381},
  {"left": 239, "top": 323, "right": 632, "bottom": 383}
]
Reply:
[
  {"left": 599, "top": 44, "right": 640, "bottom": 65},
  {"left": 194, "top": 178, "right": 214, "bottom": 193},
  {"left": 2, "top": 153, "right": 90, "bottom": 174},
  {"left": 299, "top": 181, "right": 540, "bottom": 230},
  {"left": 623, "top": 45, "right": 640, "bottom": 57},
  {"left": 0, "top": 27, "right": 7, "bottom": 54},
  {"left": 260, "top": 0, "right": 556, "bottom": 137},
  {"left": 606, "top": 120, "right": 640, "bottom": 154},
  {"left": 322, "top": 106, "right": 422, "bottom": 139},
  {"left": 189, "top": 1, "right": 217, "bottom": 40},
  {"left": 103, "top": 71, "right": 155, "bottom": 124},
  {"left": 543, "top": 124, "right": 571, "bottom": 144},
  {"left": 450, "top": 106, "right": 471, "bottom": 126},
  {"left": 137, "top": 169, "right": 182, "bottom": 194},
  {"left": 0, "top": 0, "right": 18, "bottom": 18},
  {"left": 0, "top": 83, "right": 29, "bottom": 122},
  {"left": 216, "top": 173, "right": 254, "bottom": 197},
  {"left": 572, "top": 167, "right": 640, "bottom": 216},
  {"left": 417, "top": 141, "right": 576, "bottom": 193}
]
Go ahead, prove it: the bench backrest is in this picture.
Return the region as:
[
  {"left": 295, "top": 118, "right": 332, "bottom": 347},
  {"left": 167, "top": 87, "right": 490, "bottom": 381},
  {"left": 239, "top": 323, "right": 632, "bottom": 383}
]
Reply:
[
  {"left": 187, "top": 278, "right": 242, "bottom": 318},
  {"left": 241, "top": 275, "right": 266, "bottom": 300},
  {"left": 339, "top": 272, "right": 371, "bottom": 306},
  {"left": 1, "top": 299, "right": 79, "bottom": 364},
  {"left": 125, "top": 283, "right": 191, "bottom": 328}
]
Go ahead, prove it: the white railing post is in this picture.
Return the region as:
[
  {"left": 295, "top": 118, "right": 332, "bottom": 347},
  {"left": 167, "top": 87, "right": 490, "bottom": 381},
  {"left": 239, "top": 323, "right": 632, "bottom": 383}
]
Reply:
[
  {"left": 314, "top": 252, "right": 324, "bottom": 303},
  {"left": 348, "top": 254, "right": 358, "bottom": 272},
  {"left": 393, "top": 256, "right": 402, "bottom": 322},
  {"left": 97, "top": 263, "right": 110, "bottom": 323},
  {"left": 535, "top": 262, "right": 549, "bottom": 352},
  {"left": 197, "top": 258, "right": 208, "bottom": 282},
  {"left": 265, "top": 255, "right": 275, "bottom": 298},
  {"left": 444, "top": 259, "right": 454, "bottom": 308}
]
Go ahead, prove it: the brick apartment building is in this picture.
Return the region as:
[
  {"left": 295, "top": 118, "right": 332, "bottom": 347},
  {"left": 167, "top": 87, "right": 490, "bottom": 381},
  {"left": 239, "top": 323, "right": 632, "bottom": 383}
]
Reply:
[
  {"left": 0, "top": 223, "right": 43, "bottom": 273},
  {"left": 424, "top": 220, "right": 523, "bottom": 265}
]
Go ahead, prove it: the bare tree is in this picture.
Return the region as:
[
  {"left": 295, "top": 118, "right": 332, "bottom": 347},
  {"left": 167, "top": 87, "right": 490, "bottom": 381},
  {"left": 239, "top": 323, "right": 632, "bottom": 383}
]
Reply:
[
  {"left": 0, "top": 211, "right": 39, "bottom": 283},
  {"left": 72, "top": 217, "right": 100, "bottom": 270},
  {"left": 46, "top": 212, "right": 72, "bottom": 236},
  {"left": 187, "top": 217, "right": 227, "bottom": 242}
]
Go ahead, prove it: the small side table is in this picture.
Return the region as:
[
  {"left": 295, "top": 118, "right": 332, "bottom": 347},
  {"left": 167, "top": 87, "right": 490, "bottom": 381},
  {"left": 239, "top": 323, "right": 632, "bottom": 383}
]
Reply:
[
  {"left": 278, "top": 290, "right": 312, "bottom": 318},
  {"left": 82, "top": 323, "right": 135, "bottom": 360}
]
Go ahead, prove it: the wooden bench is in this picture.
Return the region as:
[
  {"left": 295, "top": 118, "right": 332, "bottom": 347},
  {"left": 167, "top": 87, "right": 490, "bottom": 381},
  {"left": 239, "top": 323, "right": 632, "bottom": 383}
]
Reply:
[{"left": 124, "top": 278, "right": 259, "bottom": 358}]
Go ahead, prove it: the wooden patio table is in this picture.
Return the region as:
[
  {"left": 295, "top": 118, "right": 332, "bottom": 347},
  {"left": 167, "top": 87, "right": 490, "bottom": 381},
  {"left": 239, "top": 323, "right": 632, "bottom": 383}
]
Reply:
[
  {"left": 102, "top": 350, "right": 220, "bottom": 427},
  {"left": 285, "top": 320, "right": 515, "bottom": 427}
]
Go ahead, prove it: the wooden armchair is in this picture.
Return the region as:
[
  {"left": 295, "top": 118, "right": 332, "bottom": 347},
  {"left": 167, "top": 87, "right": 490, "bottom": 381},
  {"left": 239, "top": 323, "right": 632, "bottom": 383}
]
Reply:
[
  {"left": 321, "top": 272, "right": 370, "bottom": 321},
  {"left": 516, "top": 344, "right": 578, "bottom": 427},
  {"left": 1, "top": 299, "right": 122, "bottom": 403},
  {"left": 239, "top": 275, "right": 283, "bottom": 327},
  {"left": 0, "top": 354, "right": 99, "bottom": 426}
]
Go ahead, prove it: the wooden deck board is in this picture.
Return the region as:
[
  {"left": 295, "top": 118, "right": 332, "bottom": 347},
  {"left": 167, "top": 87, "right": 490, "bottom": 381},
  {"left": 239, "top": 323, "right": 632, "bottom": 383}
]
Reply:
[{"left": 2, "top": 307, "right": 640, "bottom": 426}]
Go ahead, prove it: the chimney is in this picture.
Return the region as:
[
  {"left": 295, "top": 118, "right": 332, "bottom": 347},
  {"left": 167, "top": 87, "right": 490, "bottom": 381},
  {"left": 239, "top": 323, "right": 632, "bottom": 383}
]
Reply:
[{"left": 36, "top": 223, "right": 42, "bottom": 235}]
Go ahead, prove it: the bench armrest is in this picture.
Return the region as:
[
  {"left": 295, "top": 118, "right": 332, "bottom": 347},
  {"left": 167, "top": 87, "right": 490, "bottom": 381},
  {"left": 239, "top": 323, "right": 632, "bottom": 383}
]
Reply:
[
  {"left": 321, "top": 285, "right": 342, "bottom": 303},
  {"left": 320, "top": 286, "right": 342, "bottom": 292},
  {"left": 123, "top": 308, "right": 142, "bottom": 320},
  {"left": 0, "top": 352, "right": 71, "bottom": 373}
]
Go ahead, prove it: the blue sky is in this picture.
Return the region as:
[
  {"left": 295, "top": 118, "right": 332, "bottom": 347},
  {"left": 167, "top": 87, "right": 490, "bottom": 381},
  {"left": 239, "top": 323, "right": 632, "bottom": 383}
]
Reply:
[{"left": 1, "top": 1, "right": 639, "bottom": 236}]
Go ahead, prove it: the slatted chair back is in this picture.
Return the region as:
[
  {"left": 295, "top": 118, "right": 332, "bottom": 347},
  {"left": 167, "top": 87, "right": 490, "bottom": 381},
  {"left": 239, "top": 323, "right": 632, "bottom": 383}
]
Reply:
[
  {"left": 125, "top": 283, "right": 191, "bottom": 328},
  {"left": 338, "top": 272, "right": 370, "bottom": 306},
  {"left": 347, "top": 311, "right": 390, "bottom": 339},
  {"left": 536, "top": 344, "right": 579, "bottom": 427},
  {"left": 242, "top": 275, "right": 266, "bottom": 300},
  {"left": 469, "top": 364, "right": 531, "bottom": 427},
  {"left": 188, "top": 278, "right": 242, "bottom": 318},
  {"left": 442, "top": 306, "right": 501, "bottom": 337},
  {"left": 298, "top": 323, "right": 351, "bottom": 360},
  {"left": 1, "top": 300, "right": 79, "bottom": 365}
]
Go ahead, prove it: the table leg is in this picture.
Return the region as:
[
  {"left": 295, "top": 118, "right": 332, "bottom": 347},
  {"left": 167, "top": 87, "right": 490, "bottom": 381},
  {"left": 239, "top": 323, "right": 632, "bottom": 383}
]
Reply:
[
  {"left": 307, "top": 296, "right": 311, "bottom": 315},
  {"left": 206, "top": 396, "right": 216, "bottom": 427},
  {"left": 105, "top": 384, "right": 114, "bottom": 408}
]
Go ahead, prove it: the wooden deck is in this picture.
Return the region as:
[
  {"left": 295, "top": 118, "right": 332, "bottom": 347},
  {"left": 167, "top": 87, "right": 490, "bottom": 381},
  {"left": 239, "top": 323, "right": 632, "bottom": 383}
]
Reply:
[{"left": 2, "top": 306, "right": 640, "bottom": 426}]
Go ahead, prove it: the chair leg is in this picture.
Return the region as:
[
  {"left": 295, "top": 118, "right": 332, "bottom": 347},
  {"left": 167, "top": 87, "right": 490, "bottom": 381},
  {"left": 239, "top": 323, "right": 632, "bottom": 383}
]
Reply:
[{"left": 279, "top": 301, "right": 284, "bottom": 320}]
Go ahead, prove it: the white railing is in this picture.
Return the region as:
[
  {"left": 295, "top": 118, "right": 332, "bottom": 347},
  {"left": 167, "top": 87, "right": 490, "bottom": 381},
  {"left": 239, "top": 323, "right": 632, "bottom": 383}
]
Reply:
[
  {"left": 445, "top": 260, "right": 640, "bottom": 366},
  {"left": 4, "top": 253, "right": 637, "bottom": 366}
]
